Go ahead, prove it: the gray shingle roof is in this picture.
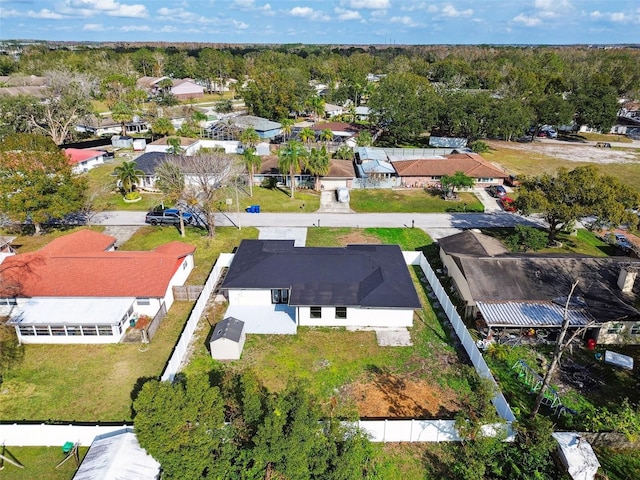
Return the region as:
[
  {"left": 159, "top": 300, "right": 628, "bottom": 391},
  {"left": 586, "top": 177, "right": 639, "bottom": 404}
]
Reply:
[
  {"left": 221, "top": 240, "right": 421, "bottom": 309},
  {"left": 212, "top": 317, "right": 245, "bottom": 343}
]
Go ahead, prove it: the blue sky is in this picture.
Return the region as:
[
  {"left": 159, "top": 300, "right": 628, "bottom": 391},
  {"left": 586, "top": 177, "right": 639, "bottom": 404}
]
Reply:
[{"left": 0, "top": 0, "right": 638, "bottom": 45}]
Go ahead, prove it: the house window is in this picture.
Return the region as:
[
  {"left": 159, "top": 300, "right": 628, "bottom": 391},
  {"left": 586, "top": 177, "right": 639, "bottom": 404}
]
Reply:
[
  {"left": 137, "top": 298, "right": 150, "bottom": 306},
  {"left": 35, "top": 326, "right": 50, "bottom": 336},
  {"left": 97, "top": 326, "right": 113, "bottom": 336},
  {"left": 82, "top": 326, "right": 98, "bottom": 336},
  {"left": 18, "top": 326, "right": 35, "bottom": 336},
  {"left": 310, "top": 306, "right": 322, "bottom": 319},
  {"left": 183, "top": 259, "right": 188, "bottom": 270},
  {"left": 631, "top": 323, "right": 640, "bottom": 335},
  {"left": 335, "top": 307, "right": 347, "bottom": 319},
  {"left": 50, "top": 326, "right": 66, "bottom": 336},
  {"left": 607, "top": 323, "right": 623, "bottom": 334},
  {"left": 431, "top": 176, "right": 442, "bottom": 180},
  {"left": 271, "top": 289, "right": 289, "bottom": 304},
  {"left": 0, "top": 298, "right": 17, "bottom": 306},
  {"left": 478, "top": 178, "right": 494, "bottom": 182},
  {"left": 66, "top": 326, "right": 80, "bottom": 336}
]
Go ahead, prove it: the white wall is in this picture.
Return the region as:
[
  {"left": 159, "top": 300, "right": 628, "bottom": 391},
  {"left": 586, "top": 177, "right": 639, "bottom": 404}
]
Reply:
[
  {"left": 71, "top": 155, "right": 105, "bottom": 174},
  {"left": 298, "top": 306, "right": 413, "bottom": 328},
  {"left": 199, "top": 139, "right": 241, "bottom": 154},
  {"left": 228, "top": 289, "right": 273, "bottom": 305},
  {"left": 134, "top": 297, "right": 163, "bottom": 317},
  {"left": 161, "top": 254, "right": 195, "bottom": 311}
]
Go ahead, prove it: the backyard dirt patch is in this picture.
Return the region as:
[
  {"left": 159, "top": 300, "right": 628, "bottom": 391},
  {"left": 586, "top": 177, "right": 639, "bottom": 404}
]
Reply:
[
  {"left": 338, "top": 231, "right": 382, "bottom": 244},
  {"left": 345, "top": 373, "right": 460, "bottom": 418},
  {"left": 488, "top": 140, "right": 640, "bottom": 165}
]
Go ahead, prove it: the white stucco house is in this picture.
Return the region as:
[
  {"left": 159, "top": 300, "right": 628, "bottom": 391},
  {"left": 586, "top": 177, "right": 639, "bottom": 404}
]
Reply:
[
  {"left": 0, "top": 230, "right": 195, "bottom": 344},
  {"left": 219, "top": 240, "right": 422, "bottom": 334},
  {"left": 64, "top": 148, "right": 105, "bottom": 174}
]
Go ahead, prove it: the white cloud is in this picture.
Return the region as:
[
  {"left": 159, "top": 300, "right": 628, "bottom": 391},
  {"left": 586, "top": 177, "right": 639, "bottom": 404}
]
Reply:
[
  {"left": 513, "top": 13, "right": 542, "bottom": 27},
  {"left": 27, "top": 9, "right": 64, "bottom": 19},
  {"left": 400, "top": 2, "right": 427, "bottom": 12},
  {"left": 610, "top": 12, "right": 626, "bottom": 22},
  {"left": 590, "top": 11, "right": 603, "bottom": 19},
  {"left": 370, "top": 9, "right": 387, "bottom": 18},
  {"left": 428, "top": 5, "right": 438, "bottom": 13},
  {"left": 289, "top": 6, "right": 329, "bottom": 21},
  {"left": 233, "top": 20, "right": 249, "bottom": 29},
  {"left": 347, "top": 0, "right": 389, "bottom": 9},
  {"left": 160, "top": 25, "right": 179, "bottom": 33},
  {"left": 0, "top": 8, "right": 20, "bottom": 18},
  {"left": 233, "top": 0, "right": 272, "bottom": 14},
  {"left": 120, "top": 25, "right": 151, "bottom": 32},
  {"left": 107, "top": 4, "right": 147, "bottom": 18},
  {"left": 82, "top": 23, "right": 104, "bottom": 31},
  {"left": 389, "top": 16, "right": 418, "bottom": 27},
  {"left": 442, "top": 4, "right": 473, "bottom": 18},
  {"left": 60, "top": 0, "right": 148, "bottom": 18},
  {"left": 335, "top": 7, "right": 362, "bottom": 21}
]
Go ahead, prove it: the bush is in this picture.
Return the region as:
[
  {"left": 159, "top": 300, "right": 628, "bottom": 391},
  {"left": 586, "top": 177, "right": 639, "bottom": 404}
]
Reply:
[
  {"left": 124, "top": 191, "right": 141, "bottom": 201},
  {"left": 470, "top": 140, "right": 489, "bottom": 153}
]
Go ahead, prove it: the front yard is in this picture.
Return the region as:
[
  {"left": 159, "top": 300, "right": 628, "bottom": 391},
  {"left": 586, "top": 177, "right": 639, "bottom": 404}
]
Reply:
[{"left": 350, "top": 189, "right": 483, "bottom": 213}]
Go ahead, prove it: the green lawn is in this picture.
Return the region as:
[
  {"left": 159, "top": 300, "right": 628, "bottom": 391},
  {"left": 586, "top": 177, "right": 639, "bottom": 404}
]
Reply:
[
  {"left": 480, "top": 228, "right": 617, "bottom": 257},
  {"left": 183, "top": 227, "right": 475, "bottom": 419},
  {"left": 237, "top": 185, "right": 320, "bottom": 212},
  {"left": 0, "top": 446, "right": 88, "bottom": 480},
  {"left": 0, "top": 227, "right": 259, "bottom": 422},
  {"left": 350, "top": 189, "right": 483, "bottom": 213},
  {"left": 595, "top": 448, "right": 640, "bottom": 480}
]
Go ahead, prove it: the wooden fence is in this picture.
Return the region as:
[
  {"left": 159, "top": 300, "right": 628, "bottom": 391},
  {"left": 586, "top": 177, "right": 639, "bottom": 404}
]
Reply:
[{"left": 172, "top": 285, "right": 205, "bottom": 302}]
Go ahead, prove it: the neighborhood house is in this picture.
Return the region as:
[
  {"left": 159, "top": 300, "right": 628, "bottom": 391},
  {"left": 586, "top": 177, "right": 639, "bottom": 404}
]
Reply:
[
  {"left": 438, "top": 230, "right": 640, "bottom": 345},
  {"left": 0, "top": 230, "right": 195, "bottom": 344},
  {"left": 219, "top": 240, "right": 422, "bottom": 335}
]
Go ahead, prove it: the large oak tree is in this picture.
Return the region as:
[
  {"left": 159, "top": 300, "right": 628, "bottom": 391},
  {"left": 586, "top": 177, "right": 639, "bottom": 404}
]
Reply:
[{"left": 516, "top": 165, "right": 640, "bottom": 243}]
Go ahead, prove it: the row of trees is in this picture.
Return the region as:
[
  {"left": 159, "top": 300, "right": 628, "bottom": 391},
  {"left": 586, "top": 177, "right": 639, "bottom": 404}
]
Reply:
[{"left": 1, "top": 44, "right": 636, "bottom": 144}]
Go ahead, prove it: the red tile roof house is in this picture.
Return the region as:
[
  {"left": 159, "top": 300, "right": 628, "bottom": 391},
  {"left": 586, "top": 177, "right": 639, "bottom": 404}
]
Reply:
[
  {"left": 64, "top": 148, "right": 106, "bottom": 174},
  {"left": 392, "top": 153, "right": 508, "bottom": 189},
  {"left": 0, "top": 230, "right": 195, "bottom": 344}
]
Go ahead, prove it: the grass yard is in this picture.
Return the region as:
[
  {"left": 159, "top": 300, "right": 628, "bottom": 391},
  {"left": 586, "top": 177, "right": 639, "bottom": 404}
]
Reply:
[
  {"left": 480, "top": 228, "right": 618, "bottom": 257},
  {"left": 236, "top": 185, "right": 320, "bottom": 212},
  {"left": 120, "top": 225, "right": 258, "bottom": 284},
  {"left": 594, "top": 448, "right": 640, "bottom": 480},
  {"left": 183, "top": 227, "right": 476, "bottom": 420},
  {"left": 350, "top": 189, "right": 483, "bottom": 213},
  {"left": 483, "top": 141, "right": 640, "bottom": 189},
  {"left": 0, "top": 227, "right": 260, "bottom": 422},
  {"left": 0, "top": 446, "right": 88, "bottom": 480},
  {"left": 0, "top": 301, "right": 192, "bottom": 422}
]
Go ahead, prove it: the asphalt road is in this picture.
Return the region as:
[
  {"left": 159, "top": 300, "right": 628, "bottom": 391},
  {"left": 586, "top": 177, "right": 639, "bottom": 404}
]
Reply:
[{"left": 90, "top": 210, "right": 544, "bottom": 237}]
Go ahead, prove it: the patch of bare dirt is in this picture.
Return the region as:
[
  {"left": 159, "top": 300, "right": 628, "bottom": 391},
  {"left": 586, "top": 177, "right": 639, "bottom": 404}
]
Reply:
[
  {"left": 493, "top": 140, "right": 640, "bottom": 165},
  {"left": 344, "top": 372, "right": 460, "bottom": 418},
  {"left": 338, "top": 231, "right": 382, "bottom": 245}
]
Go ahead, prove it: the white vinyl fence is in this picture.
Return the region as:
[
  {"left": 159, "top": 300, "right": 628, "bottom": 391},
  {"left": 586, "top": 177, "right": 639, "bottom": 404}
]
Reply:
[
  {"left": 404, "top": 251, "right": 516, "bottom": 423},
  {"left": 160, "top": 253, "right": 234, "bottom": 382},
  {"left": 0, "top": 423, "right": 132, "bottom": 447}
]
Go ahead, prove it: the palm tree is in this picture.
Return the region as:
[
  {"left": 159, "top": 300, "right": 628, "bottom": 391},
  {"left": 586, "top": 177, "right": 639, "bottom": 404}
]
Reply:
[
  {"left": 114, "top": 160, "right": 144, "bottom": 194},
  {"left": 355, "top": 130, "right": 372, "bottom": 147},
  {"left": 151, "top": 117, "right": 175, "bottom": 141},
  {"left": 240, "top": 126, "right": 260, "bottom": 150},
  {"left": 307, "top": 146, "right": 330, "bottom": 191},
  {"left": 280, "top": 118, "right": 294, "bottom": 142},
  {"left": 299, "top": 127, "right": 315, "bottom": 145},
  {"left": 308, "top": 95, "right": 325, "bottom": 124},
  {"left": 167, "top": 137, "right": 183, "bottom": 155},
  {"left": 278, "top": 140, "right": 308, "bottom": 200},
  {"left": 320, "top": 129, "right": 334, "bottom": 146},
  {"left": 242, "top": 147, "right": 261, "bottom": 197}
]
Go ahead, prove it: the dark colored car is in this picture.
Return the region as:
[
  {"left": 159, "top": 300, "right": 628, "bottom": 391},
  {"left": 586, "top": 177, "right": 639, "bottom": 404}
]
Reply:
[
  {"left": 486, "top": 185, "right": 507, "bottom": 198},
  {"left": 145, "top": 208, "right": 193, "bottom": 226}
]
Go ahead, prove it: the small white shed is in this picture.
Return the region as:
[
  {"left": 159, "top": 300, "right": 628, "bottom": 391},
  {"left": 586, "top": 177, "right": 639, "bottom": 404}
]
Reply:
[
  {"left": 552, "top": 432, "right": 600, "bottom": 480},
  {"left": 210, "top": 317, "right": 246, "bottom": 360}
]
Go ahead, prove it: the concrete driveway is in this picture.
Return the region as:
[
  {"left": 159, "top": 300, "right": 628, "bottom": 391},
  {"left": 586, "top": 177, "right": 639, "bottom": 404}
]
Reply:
[
  {"left": 474, "top": 187, "right": 503, "bottom": 213},
  {"left": 317, "top": 190, "right": 354, "bottom": 213}
]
